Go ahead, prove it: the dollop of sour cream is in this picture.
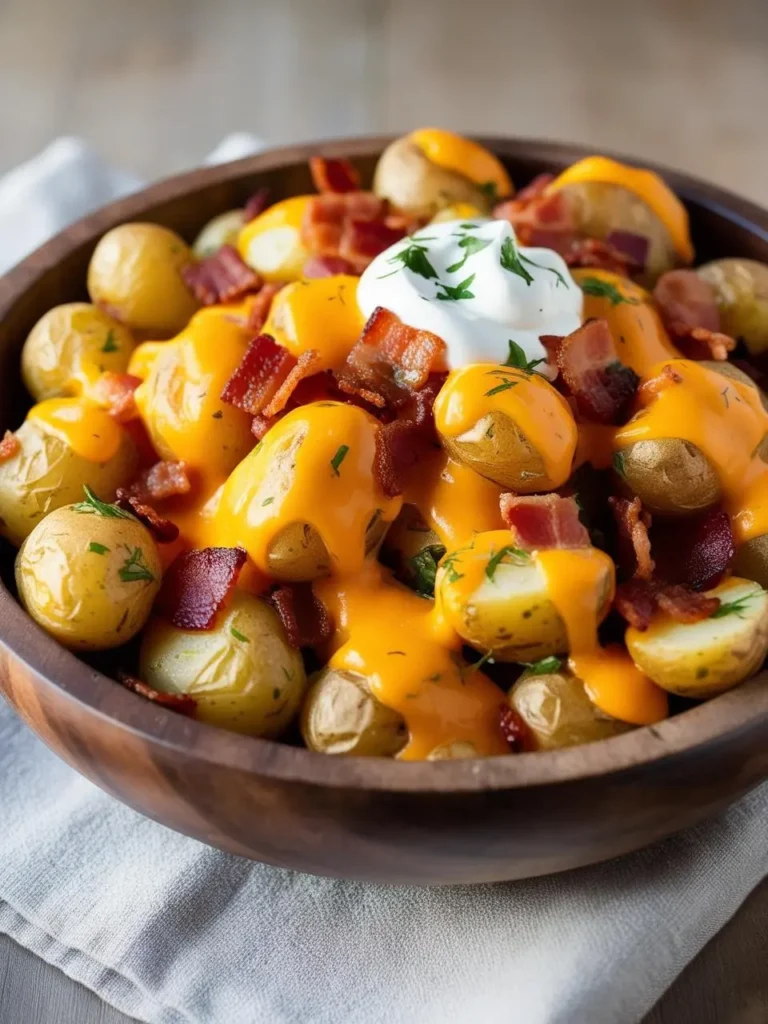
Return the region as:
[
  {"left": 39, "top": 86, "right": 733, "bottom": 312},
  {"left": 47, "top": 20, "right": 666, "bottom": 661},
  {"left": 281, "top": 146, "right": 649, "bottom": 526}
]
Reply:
[{"left": 357, "top": 218, "right": 583, "bottom": 372}]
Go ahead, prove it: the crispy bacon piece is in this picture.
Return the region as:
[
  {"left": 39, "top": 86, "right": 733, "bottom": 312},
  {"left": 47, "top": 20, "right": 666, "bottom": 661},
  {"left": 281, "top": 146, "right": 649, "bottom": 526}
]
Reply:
[
  {"left": 118, "top": 672, "right": 197, "bottom": 717},
  {"left": 0, "top": 430, "right": 19, "bottom": 462},
  {"left": 115, "top": 493, "right": 179, "bottom": 543},
  {"left": 372, "top": 374, "right": 445, "bottom": 498},
  {"left": 92, "top": 372, "right": 141, "bottom": 423},
  {"left": 301, "top": 193, "right": 404, "bottom": 273},
  {"left": 246, "top": 282, "right": 282, "bottom": 334},
  {"left": 556, "top": 318, "right": 639, "bottom": 424},
  {"left": 221, "top": 333, "right": 296, "bottom": 415},
  {"left": 614, "top": 579, "right": 659, "bottom": 631},
  {"left": 182, "top": 245, "right": 262, "bottom": 306},
  {"left": 606, "top": 230, "right": 650, "bottom": 271},
  {"left": 244, "top": 186, "right": 271, "bottom": 222},
  {"left": 156, "top": 547, "right": 247, "bottom": 630},
  {"left": 123, "top": 460, "right": 191, "bottom": 503},
  {"left": 262, "top": 350, "right": 323, "bottom": 418},
  {"left": 653, "top": 268, "right": 736, "bottom": 359},
  {"left": 651, "top": 509, "right": 734, "bottom": 591},
  {"left": 511, "top": 173, "right": 555, "bottom": 204},
  {"left": 302, "top": 254, "right": 357, "bottom": 278},
  {"left": 674, "top": 326, "right": 736, "bottom": 362},
  {"left": 609, "top": 496, "right": 654, "bottom": 581},
  {"left": 564, "top": 237, "right": 639, "bottom": 276},
  {"left": 309, "top": 156, "right": 361, "bottom": 194},
  {"left": 494, "top": 186, "right": 575, "bottom": 254},
  {"left": 614, "top": 578, "right": 719, "bottom": 631},
  {"left": 656, "top": 584, "right": 720, "bottom": 622},
  {"left": 499, "top": 704, "right": 533, "bottom": 753},
  {"left": 269, "top": 583, "right": 334, "bottom": 650},
  {"left": 500, "top": 494, "right": 590, "bottom": 550},
  {"left": 637, "top": 363, "right": 683, "bottom": 403}
]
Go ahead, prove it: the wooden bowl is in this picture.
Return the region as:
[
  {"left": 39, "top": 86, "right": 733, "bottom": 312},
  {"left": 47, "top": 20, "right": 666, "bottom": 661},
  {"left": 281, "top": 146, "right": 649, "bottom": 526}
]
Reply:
[{"left": 1, "top": 137, "right": 767, "bottom": 885}]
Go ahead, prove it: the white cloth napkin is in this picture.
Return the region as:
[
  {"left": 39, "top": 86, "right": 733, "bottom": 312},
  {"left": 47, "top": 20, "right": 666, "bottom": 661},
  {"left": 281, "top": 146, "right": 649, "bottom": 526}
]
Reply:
[{"left": 0, "top": 138, "right": 767, "bottom": 1024}]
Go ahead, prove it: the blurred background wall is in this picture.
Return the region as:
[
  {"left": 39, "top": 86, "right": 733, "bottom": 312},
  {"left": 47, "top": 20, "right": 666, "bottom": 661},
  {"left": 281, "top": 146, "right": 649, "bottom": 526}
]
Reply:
[{"left": 1, "top": 0, "right": 767, "bottom": 200}]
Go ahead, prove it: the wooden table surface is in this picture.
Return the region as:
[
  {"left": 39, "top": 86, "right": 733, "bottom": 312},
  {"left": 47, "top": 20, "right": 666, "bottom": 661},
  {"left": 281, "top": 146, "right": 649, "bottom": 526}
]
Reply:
[{"left": 1, "top": 0, "right": 767, "bottom": 1020}]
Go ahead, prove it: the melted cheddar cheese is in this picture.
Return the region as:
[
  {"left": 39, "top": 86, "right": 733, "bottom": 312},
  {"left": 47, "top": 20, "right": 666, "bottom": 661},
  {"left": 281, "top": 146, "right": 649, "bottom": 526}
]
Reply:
[
  {"left": 409, "top": 129, "right": 513, "bottom": 197},
  {"left": 28, "top": 397, "right": 123, "bottom": 463},
  {"left": 237, "top": 195, "right": 313, "bottom": 282},
  {"left": 549, "top": 155, "right": 694, "bottom": 263}
]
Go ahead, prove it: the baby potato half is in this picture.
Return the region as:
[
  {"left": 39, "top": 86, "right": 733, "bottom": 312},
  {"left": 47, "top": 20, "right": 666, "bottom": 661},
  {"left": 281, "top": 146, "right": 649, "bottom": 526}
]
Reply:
[
  {"left": 697, "top": 258, "right": 768, "bottom": 356},
  {"left": 141, "top": 591, "right": 306, "bottom": 738},
  {"left": 626, "top": 577, "right": 768, "bottom": 698},
  {"left": 16, "top": 498, "right": 161, "bottom": 651},
  {"left": 614, "top": 437, "right": 722, "bottom": 518}
]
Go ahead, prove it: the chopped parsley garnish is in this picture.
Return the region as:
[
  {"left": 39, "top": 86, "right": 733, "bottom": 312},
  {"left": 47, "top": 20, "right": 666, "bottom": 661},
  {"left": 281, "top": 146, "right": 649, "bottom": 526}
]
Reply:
[
  {"left": 409, "top": 544, "right": 446, "bottom": 597},
  {"left": 330, "top": 444, "right": 350, "bottom": 476},
  {"left": 230, "top": 626, "right": 249, "bottom": 642},
  {"left": 74, "top": 486, "right": 134, "bottom": 520},
  {"left": 485, "top": 544, "right": 530, "bottom": 581},
  {"left": 446, "top": 235, "right": 492, "bottom": 274},
  {"left": 710, "top": 589, "right": 762, "bottom": 619},
  {"left": 378, "top": 237, "right": 438, "bottom": 280},
  {"left": 441, "top": 550, "right": 465, "bottom": 583},
  {"left": 500, "top": 236, "right": 569, "bottom": 288},
  {"left": 435, "top": 273, "right": 475, "bottom": 301},
  {"left": 262, "top": 496, "right": 275, "bottom": 506},
  {"left": 612, "top": 451, "right": 626, "bottom": 478},
  {"left": 504, "top": 339, "right": 546, "bottom": 374},
  {"left": 484, "top": 368, "right": 521, "bottom": 397},
  {"left": 580, "top": 276, "right": 639, "bottom": 306},
  {"left": 524, "top": 656, "right": 563, "bottom": 675},
  {"left": 101, "top": 330, "right": 119, "bottom": 353},
  {"left": 88, "top": 542, "right": 109, "bottom": 555},
  {"left": 118, "top": 547, "right": 155, "bottom": 583},
  {"left": 479, "top": 181, "right": 498, "bottom": 200}
]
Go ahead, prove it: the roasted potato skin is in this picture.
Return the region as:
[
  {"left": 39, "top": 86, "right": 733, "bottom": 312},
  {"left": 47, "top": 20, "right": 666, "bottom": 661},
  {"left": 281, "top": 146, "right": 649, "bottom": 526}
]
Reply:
[
  {"left": 0, "top": 417, "right": 138, "bottom": 547},
  {"left": 732, "top": 536, "right": 768, "bottom": 589},
  {"left": 300, "top": 667, "right": 407, "bottom": 756},
  {"left": 558, "top": 180, "right": 677, "bottom": 284},
  {"left": 21, "top": 303, "right": 136, "bottom": 402},
  {"left": 697, "top": 258, "right": 768, "bottom": 355},
  {"left": 192, "top": 209, "right": 247, "bottom": 259},
  {"left": 626, "top": 578, "right": 768, "bottom": 698},
  {"left": 616, "top": 437, "right": 722, "bottom": 517},
  {"left": 509, "top": 670, "right": 631, "bottom": 751},
  {"left": 373, "top": 137, "right": 494, "bottom": 218},
  {"left": 87, "top": 223, "right": 198, "bottom": 337},
  {"left": 380, "top": 503, "right": 443, "bottom": 593},
  {"left": 15, "top": 504, "right": 161, "bottom": 651},
  {"left": 140, "top": 592, "right": 306, "bottom": 737}
]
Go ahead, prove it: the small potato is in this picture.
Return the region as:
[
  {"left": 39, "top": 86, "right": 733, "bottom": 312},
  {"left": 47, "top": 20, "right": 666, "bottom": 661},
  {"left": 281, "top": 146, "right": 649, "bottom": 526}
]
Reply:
[
  {"left": 732, "top": 536, "right": 768, "bottom": 589},
  {"left": 88, "top": 223, "right": 199, "bottom": 337},
  {"left": 697, "top": 258, "right": 768, "bottom": 356},
  {"left": 21, "top": 303, "right": 136, "bottom": 402},
  {"left": 16, "top": 502, "right": 161, "bottom": 651},
  {"left": 374, "top": 135, "right": 500, "bottom": 218},
  {"left": 192, "top": 209, "right": 247, "bottom": 259},
  {"left": 626, "top": 577, "right": 768, "bottom": 698},
  {"left": 435, "top": 531, "right": 611, "bottom": 662},
  {"left": 557, "top": 180, "right": 678, "bottom": 284},
  {"left": 237, "top": 196, "right": 313, "bottom": 282},
  {"left": 614, "top": 437, "right": 721, "bottom": 517},
  {"left": 300, "top": 667, "right": 407, "bottom": 756},
  {"left": 380, "top": 503, "right": 444, "bottom": 595},
  {"left": 509, "top": 669, "right": 632, "bottom": 751},
  {"left": 0, "top": 410, "right": 138, "bottom": 547},
  {"left": 140, "top": 592, "right": 306, "bottom": 737},
  {"left": 426, "top": 741, "right": 479, "bottom": 760},
  {"left": 433, "top": 365, "right": 578, "bottom": 493}
]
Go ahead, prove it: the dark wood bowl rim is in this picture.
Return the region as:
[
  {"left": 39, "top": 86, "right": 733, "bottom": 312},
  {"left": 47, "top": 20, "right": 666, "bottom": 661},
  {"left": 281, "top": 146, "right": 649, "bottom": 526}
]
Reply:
[{"left": 1, "top": 134, "right": 768, "bottom": 794}]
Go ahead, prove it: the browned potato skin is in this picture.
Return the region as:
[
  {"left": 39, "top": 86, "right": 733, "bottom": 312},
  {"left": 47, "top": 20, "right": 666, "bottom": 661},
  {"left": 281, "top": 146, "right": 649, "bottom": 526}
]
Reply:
[
  {"left": 617, "top": 437, "right": 722, "bottom": 517},
  {"left": 267, "top": 514, "right": 389, "bottom": 583},
  {"left": 732, "top": 537, "right": 768, "bottom": 590},
  {"left": 373, "top": 137, "right": 493, "bottom": 218},
  {"left": 697, "top": 258, "right": 768, "bottom": 356},
  {"left": 509, "top": 670, "right": 632, "bottom": 751},
  {"left": 559, "top": 180, "right": 678, "bottom": 285},
  {"left": 300, "top": 668, "right": 408, "bottom": 757}
]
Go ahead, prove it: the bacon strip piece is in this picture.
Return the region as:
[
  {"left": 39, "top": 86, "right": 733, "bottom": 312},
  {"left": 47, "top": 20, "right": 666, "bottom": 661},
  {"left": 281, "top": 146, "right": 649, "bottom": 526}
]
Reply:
[
  {"left": 606, "top": 230, "right": 650, "bottom": 271},
  {"left": 302, "top": 193, "right": 404, "bottom": 273},
  {"left": 118, "top": 672, "right": 197, "bottom": 717},
  {"left": 609, "top": 496, "right": 654, "bottom": 581},
  {"left": 309, "top": 156, "right": 361, "bottom": 194},
  {"left": 555, "top": 318, "right": 639, "bottom": 424},
  {"left": 302, "top": 255, "right": 357, "bottom": 278},
  {"left": 564, "top": 237, "right": 640, "bottom": 276},
  {"left": 92, "top": 372, "right": 142, "bottom": 423},
  {"left": 246, "top": 282, "right": 283, "bottom": 334},
  {"left": 182, "top": 245, "right": 262, "bottom": 306},
  {"left": 123, "top": 460, "right": 191, "bottom": 503},
  {"left": 156, "top": 547, "right": 247, "bottom": 630},
  {"left": 651, "top": 509, "right": 734, "bottom": 592},
  {"left": 221, "top": 334, "right": 296, "bottom": 415},
  {"left": 615, "top": 578, "right": 719, "bottom": 631},
  {"left": 372, "top": 373, "right": 445, "bottom": 497},
  {"left": 0, "top": 430, "right": 19, "bottom": 462},
  {"left": 494, "top": 185, "right": 575, "bottom": 254},
  {"left": 500, "top": 494, "right": 590, "bottom": 550},
  {"left": 244, "top": 186, "right": 271, "bottom": 222},
  {"left": 116, "top": 493, "right": 179, "bottom": 543},
  {"left": 653, "top": 269, "right": 736, "bottom": 361},
  {"left": 262, "top": 350, "right": 323, "bottom": 418},
  {"left": 269, "top": 584, "right": 333, "bottom": 649}
]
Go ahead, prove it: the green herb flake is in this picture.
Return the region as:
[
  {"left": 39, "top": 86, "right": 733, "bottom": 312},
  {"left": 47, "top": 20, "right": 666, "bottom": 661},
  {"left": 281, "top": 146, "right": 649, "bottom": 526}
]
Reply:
[
  {"left": 74, "top": 485, "right": 135, "bottom": 520},
  {"left": 485, "top": 545, "right": 530, "bottom": 581},
  {"left": 379, "top": 239, "right": 439, "bottom": 281},
  {"left": 330, "top": 444, "right": 350, "bottom": 476},
  {"left": 435, "top": 273, "right": 475, "bottom": 301},
  {"left": 499, "top": 236, "right": 534, "bottom": 285},
  {"left": 580, "top": 276, "right": 639, "bottom": 306},
  {"left": 524, "top": 656, "right": 563, "bottom": 675},
  {"left": 441, "top": 550, "right": 465, "bottom": 584},
  {"left": 88, "top": 542, "right": 109, "bottom": 555},
  {"left": 484, "top": 373, "right": 520, "bottom": 397},
  {"left": 408, "top": 544, "right": 446, "bottom": 597},
  {"left": 504, "top": 339, "right": 547, "bottom": 374},
  {"left": 261, "top": 496, "right": 275, "bottom": 506},
  {"left": 101, "top": 330, "right": 119, "bottom": 353},
  {"left": 230, "top": 626, "right": 249, "bottom": 643},
  {"left": 446, "top": 235, "right": 492, "bottom": 274},
  {"left": 710, "top": 589, "right": 763, "bottom": 620},
  {"left": 479, "top": 181, "right": 498, "bottom": 200},
  {"left": 612, "top": 451, "right": 626, "bottom": 478},
  {"left": 118, "top": 547, "right": 155, "bottom": 584}
]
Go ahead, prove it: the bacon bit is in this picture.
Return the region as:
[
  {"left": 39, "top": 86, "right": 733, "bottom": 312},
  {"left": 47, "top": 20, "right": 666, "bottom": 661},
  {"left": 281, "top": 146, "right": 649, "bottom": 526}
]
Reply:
[
  {"left": 673, "top": 326, "right": 736, "bottom": 362},
  {"left": 654, "top": 269, "right": 720, "bottom": 332},
  {"left": 609, "top": 496, "right": 654, "bottom": 581},
  {"left": 118, "top": 672, "right": 197, "bottom": 717},
  {"left": 614, "top": 578, "right": 719, "bottom": 631},
  {"left": 494, "top": 188, "right": 575, "bottom": 254},
  {"left": 510, "top": 173, "right": 555, "bottom": 204},
  {"left": 221, "top": 333, "right": 296, "bottom": 415},
  {"left": 302, "top": 193, "right": 403, "bottom": 273},
  {"left": 262, "top": 350, "right": 323, "bottom": 418},
  {"left": 269, "top": 583, "right": 334, "bottom": 649},
  {"left": 115, "top": 493, "right": 179, "bottom": 543},
  {"left": 556, "top": 318, "right": 639, "bottom": 424},
  {"left": 499, "top": 704, "right": 533, "bottom": 753},
  {"left": 309, "top": 156, "right": 361, "bottom": 194},
  {"left": 614, "top": 579, "right": 659, "bottom": 631},
  {"left": 156, "top": 547, "right": 247, "bottom": 630},
  {"left": 91, "top": 372, "right": 142, "bottom": 423},
  {"left": 655, "top": 584, "right": 720, "bottom": 622},
  {"left": 243, "top": 186, "right": 271, "bottom": 222},
  {"left": 182, "top": 245, "right": 262, "bottom": 306},
  {"left": 605, "top": 230, "right": 650, "bottom": 271},
  {"left": 246, "top": 282, "right": 283, "bottom": 335},
  {"left": 637, "top": 363, "right": 684, "bottom": 403},
  {"left": 302, "top": 254, "right": 357, "bottom": 278},
  {"left": 372, "top": 374, "right": 445, "bottom": 498},
  {"left": 123, "top": 460, "right": 191, "bottom": 503},
  {"left": 0, "top": 430, "right": 19, "bottom": 462},
  {"left": 564, "top": 237, "right": 639, "bottom": 276},
  {"left": 500, "top": 494, "right": 590, "bottom": 550},
  {"left": 652, "top": 509, "right": 734, "bottom": 591},
  {"left": 335, "top": 376, "right": 388, "bottom": 409}
]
